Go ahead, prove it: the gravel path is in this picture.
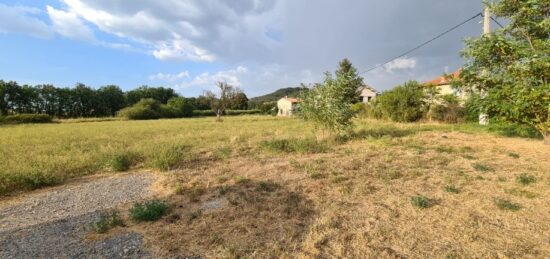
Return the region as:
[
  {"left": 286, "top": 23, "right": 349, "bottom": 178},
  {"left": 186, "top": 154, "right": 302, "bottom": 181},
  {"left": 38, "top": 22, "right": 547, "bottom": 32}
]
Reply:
[{"left": 0, "top": 173, "right": 157, "bottom": 258}]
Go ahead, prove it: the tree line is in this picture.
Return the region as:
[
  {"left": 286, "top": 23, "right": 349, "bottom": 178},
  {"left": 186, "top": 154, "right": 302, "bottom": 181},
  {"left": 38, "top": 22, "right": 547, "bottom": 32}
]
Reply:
[{"left": 0, "top": 81, "right": 249, "bottom": 118}]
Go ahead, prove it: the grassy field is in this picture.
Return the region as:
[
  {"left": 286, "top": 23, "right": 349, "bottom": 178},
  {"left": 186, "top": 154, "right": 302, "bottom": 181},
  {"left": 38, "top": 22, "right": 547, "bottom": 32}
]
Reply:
[{"left": 1, "top": 116, "right": 549, "bottom": 257}]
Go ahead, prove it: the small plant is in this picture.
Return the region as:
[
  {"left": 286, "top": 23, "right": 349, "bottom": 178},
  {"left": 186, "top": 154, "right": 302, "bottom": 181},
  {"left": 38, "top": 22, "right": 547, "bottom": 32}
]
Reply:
[
  {"left": 516, "top": 173, "right": 536, "bottom": 186},
  {"left": 493, "top": 198, "right": 521, "bottom": 211},
  {"left": 147, "top": 144, "right": 190, "bottom": 171},
  {"left": 130, "top": 200, "right": 169, "bottom": 221},
  {"left": 411, "top": 195, "right": 430, "bottom": 209},
  {"left": 507, "top": 152, "right": 520, "bottom": 159},
  {"left": 234, "top": 176, "right": 251, "bottom": 185},
  {"left": 188, "top": 187, "right": 206, "bottom": 202},
  {"left": 506, "top": 188, "right": 538, "bottom": 199},
  {"left": 309, "top": 172, "right": 325, "bottom": 179},
  {"left": 472, "top": 162, "right": 493, "bottom": 172},
  {"left": 256, "top": 181, "right": 280, "bottom": 192},
  {"left": 174, "top": 183, "right": 184, "bottom": 195},
  {"left": 109, "top": 153, "right": 135, "bottom": 172},
  {"left": 188, "top": 210, "right": 202, "bottom": 222},
  {"left": 436, "top": 146, "right": 455, "bottom": 153},
  {"left": 94, "top": 210, "right": 124, "bottom": 233},
  {"left": 444, "top": 185, "right": 460, "bottom": 194},
  {"left": 218, "top": 185, "right": 230, "bottom": 195}
]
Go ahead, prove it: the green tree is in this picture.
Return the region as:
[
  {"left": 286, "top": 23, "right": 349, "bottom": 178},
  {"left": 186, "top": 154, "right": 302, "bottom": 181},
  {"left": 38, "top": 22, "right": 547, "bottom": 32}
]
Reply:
[
  {"left": 335, "top": 58, "right": 364, "bottom": 103},
  {"left": 97, "top": 85, "right": 126, "bottom": 116},
  {"left": 370, "top": 81, "right": 425, "bottom": 122},
  {"left": 204, "top": 81, "right": 235, "bottom": 121},
  {"left": 167, "top": 97, "right": 194, "bottom": 117},
  {"left": 461, "top": 0, "right": 550, "bottom": 143},
  {"left": 230, "top": 91, "right": 249, "bottom": 110},
  {"left": 300, "top": 72, "right": 355, "bottom": 135}
]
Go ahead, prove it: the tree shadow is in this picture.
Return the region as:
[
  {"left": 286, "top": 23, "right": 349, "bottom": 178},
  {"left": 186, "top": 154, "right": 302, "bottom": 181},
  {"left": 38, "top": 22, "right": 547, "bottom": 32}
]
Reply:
[{"left": 143, "top": 179, "right": 316, "bottom": 258}]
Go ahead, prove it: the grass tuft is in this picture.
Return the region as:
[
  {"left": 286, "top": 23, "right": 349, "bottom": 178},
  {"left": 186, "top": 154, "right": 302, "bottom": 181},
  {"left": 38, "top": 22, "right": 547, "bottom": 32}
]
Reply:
[
  {"left": 130, "top": 200, "right": 169, "bottom": 221},
  {"left": 507, "top": 152, "right": 520, "bottom": 159},
  {"left": 108, "top": 152, "right": 136, "bottom": 172},
  {"left": 516, "top": 173, "right": 536, "bottom": 186},
  {"left": 444, "top": 185, "right": 460, "bottom": 194},
  {"left": 411, "top": 195, "right": 431, "bottom": 209},
  {"left": 260, "top": 138, "right": 330, "bottom": 154},
  {"left": 94, "top": 210, "right": 124, "bottom": 233},
  {"left": 493, "top": 198, "right": 521, "bottom": 211},
  {"left": 472, "top": 162, "right": 493, "bottom": 172},
  {"left": 256, "top": 181, "right": 280, "bottom": 192}
]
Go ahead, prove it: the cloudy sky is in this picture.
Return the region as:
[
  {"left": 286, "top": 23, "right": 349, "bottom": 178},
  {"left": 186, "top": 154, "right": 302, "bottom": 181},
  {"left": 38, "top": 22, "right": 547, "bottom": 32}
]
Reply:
[{"left": 0, "top": 0, "right": 490, "bottom": 97}]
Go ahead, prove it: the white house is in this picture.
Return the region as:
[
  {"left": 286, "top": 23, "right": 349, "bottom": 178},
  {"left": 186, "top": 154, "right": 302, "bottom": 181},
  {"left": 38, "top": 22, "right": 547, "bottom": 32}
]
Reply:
[
  {"left": 359, "top": 85, "right": 378, "bottom": 103},
  {"left": 277, "top": 96, "right": 300, "bottom": 116}
]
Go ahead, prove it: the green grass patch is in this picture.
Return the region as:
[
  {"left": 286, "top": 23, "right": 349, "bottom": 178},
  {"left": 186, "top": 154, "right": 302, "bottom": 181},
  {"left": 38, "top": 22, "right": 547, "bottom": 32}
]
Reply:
[
  {"left": 260, "top": 138, "right": 330, "bottom": 154},
  {"left": 472, "top": 162, "right": 493, "bottom": 172},
  {"left": 444, "top": 185, "right": 460, "bottom": 193},
  {"left": 129, "top": 200, "right": 169, "bottom": 221},
  {"left": 505, "top": 188, "right": 538, "bottom": 199},
  {"left": 146, "top": 144, "right": 191, "bottom": 171},
  {"left": 507, "top": 152, "right": 520, "bottom": 159},
  {"left": 516, "top": 173, "right": 536, "bottom": 186},
  {"left": 411, "top": 195, "right": 431, "bottom": 209},
  {"left": 493, "top": 198, "right": 521, "bottom": 211}
]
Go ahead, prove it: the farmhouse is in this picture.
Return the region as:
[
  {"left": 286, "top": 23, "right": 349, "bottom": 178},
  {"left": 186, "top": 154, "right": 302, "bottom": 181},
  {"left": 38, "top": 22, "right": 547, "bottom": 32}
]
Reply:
[
  {"left": 359, "top": 85, "right": 378, "bottom": 103},
  {"left": 277, "top": 96, "right": 300, "bottom": 116},
  {"left": 424, "top": 70, "right": 467, "bottom": 100}
]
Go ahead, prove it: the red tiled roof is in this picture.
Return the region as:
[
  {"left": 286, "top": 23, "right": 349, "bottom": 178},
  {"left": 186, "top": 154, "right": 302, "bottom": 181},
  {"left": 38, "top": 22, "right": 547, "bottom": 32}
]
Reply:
[{"left": 425, "top": 70, "right": 461, "bottom": 86}]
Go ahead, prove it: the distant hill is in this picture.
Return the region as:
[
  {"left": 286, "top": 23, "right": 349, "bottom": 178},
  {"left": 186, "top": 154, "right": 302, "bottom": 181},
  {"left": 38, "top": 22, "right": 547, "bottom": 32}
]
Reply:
[{"left": 249, "top": 87, "right": 308, "bottom": 104}]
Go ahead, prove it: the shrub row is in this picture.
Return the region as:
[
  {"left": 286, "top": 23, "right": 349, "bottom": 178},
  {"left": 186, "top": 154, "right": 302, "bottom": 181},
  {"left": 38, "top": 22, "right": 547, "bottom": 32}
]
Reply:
[
  {"left": 192, "top": 109, "right": 262, "bottom": 117},
  {"left": 0, "top": 114, "right": 53, "bottom": 124}
]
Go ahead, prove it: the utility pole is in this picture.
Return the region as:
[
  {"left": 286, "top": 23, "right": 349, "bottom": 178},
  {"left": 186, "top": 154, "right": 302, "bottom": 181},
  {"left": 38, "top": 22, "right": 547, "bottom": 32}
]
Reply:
[{"left": 479, "top": 6, "right": 490, "bottom": 125}]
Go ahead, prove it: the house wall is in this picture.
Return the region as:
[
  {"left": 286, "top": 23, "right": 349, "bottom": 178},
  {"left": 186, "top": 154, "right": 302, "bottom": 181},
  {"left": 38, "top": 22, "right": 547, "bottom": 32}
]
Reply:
[
  {"left": 435, "top": 84, "right": 468, "bottom": 101},
  {"left": 277, "top": 99, "right": 294, "bottom": 116},
  {"left": 361, "top": 88, "right": 377, "bottom": 103}
]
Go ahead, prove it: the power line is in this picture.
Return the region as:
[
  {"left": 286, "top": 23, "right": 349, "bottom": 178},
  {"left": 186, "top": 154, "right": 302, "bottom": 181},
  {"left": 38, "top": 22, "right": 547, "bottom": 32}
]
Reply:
[
  {"left": 490, "top": 16, "right": 505, "bottom": 29},
  {"left": 360, "top": 12, "right": 483, "bottom": 74}
]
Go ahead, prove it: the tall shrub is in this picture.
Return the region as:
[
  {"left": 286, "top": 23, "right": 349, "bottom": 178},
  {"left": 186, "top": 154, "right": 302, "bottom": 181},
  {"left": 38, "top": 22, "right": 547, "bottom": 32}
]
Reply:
[{"left": 371, "top": 81, "right": 425, "bottom": 122}]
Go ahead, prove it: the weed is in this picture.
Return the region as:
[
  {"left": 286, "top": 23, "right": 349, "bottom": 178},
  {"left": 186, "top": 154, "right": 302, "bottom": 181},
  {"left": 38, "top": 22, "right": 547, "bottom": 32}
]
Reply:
[
  {"left": 218, "top": 185, "right": 230, "bottom": 195},
  {"left": 505, "top": 188, "right": 538, "bottom": 199},
  {"left": 459, "top": 146, "right": 474, "bottom": 153},
  {"left": 516, "top": 173, "right": 536, "bottom": 186},
  {"left": 472, "top": 162, "right": 493, "bottom": 172},
  {"left": 174, "top": 183, "right": 184, "bottom": 195},
  {"left": 493, "top": 198, "right": 521, "bottom": 211},
  {"left": 108, "top": 152, "right": 135, "bottom": 172},
  {"left": 507, "top": 152, "right": 520, "bottom": 159},
  {"left": 436, "top": 146, "right": 455, "bottom": 153},
  {"left": 260, "top": 138, "right": 330, "bottom": 154},
  {"left": 234, "top": 176, "right": 251, "bottom": 185},
  {"left": 147, "top": 144, "right": 190, "bottom": 171},
  {"left": 444, "top": 185, "right": 460, "bottom": 194},
  {"left": 256, "top": 181, "right": 280, "bottom": 192},
  {"left": 461, "top": 154, "right": 476, "bottom": 160},
  {"left": 188, "top": 210, "right": 202, "bottom": 222},
  {"left": 216, "top": 176, "right": 229, "bottom": 183},
  {"left": 189, "top": 188, "right": 206, "bottom": 202},
  {"left": 331, "top": 175, "right": 349, "bottom": 183},
  {"left": 130, "top": 200, "right": 169, "bottom": 221},
  {"left": 411, "top": 195, "right": 430, "bottom": 209},
  {"left": 309, "top": 172, "right": 325, "bottom": 179},
  {"left": 94, "top": 210, "right": 124, "bottom": 233}
]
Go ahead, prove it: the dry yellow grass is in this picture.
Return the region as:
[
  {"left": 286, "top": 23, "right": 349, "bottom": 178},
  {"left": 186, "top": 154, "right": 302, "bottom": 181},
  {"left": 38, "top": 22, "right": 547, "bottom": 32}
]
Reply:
[
  {"left": 1, "top": 116, "right": 548, "bottom": 258},
  {"left": 133, "top": 122, "right": 548, "bottom": 258}
]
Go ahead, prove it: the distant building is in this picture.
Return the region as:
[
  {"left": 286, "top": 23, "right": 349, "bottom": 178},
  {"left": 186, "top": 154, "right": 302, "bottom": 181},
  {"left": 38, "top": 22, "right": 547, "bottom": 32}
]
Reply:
[
  {"left": 359, "top": 85, "right": 378, "bottom": 103},
  {"left": 424, "top": 70, "right": 467, "bottom": 100},
  {"left": 277, "top": 96, "right": 300, "bottom": 116}
]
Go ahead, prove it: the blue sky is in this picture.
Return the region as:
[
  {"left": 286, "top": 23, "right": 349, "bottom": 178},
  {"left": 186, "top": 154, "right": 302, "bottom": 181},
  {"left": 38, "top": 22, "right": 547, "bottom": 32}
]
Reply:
[{"left": 0, "top": 0, "right": 489, "bottom": 97}]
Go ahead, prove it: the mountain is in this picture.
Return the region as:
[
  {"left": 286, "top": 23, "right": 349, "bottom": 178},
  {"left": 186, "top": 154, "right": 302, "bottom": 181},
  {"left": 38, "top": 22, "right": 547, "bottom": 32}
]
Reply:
[{"left": 249, "top": 87, "right": 308, "bottom": 104}]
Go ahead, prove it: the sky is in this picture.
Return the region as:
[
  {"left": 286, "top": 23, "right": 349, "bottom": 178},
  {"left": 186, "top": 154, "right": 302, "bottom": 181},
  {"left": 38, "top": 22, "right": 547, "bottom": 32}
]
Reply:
[{"left": 0, "top": 0, "right": 490, "bottom": 97}]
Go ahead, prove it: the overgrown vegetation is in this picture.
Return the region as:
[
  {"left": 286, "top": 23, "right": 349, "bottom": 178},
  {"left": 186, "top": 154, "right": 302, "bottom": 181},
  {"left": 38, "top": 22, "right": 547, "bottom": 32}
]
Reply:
[
  {"left": 370, "top": 81, "right": 425, "bottom": 122},
  {"left": 0, "top": 114, "right": 53, "bottom": 125},
  {"left": 493, "top": 198, "right": 521, "bottom": 211},
  {"left": 94, "top": 210, "right": 125, "bottom": 233},
  {"left": 411, "top": 195, "right": 431, "bottom": 209},
  {"left": 461, "top": 0, "right": 550, "bottom": 144}
]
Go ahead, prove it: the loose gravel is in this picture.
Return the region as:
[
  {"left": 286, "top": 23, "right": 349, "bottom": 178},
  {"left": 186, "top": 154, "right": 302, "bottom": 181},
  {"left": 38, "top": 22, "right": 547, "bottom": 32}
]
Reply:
[{"left": 0, "top": 173, "right": 156, "bottom": 258}]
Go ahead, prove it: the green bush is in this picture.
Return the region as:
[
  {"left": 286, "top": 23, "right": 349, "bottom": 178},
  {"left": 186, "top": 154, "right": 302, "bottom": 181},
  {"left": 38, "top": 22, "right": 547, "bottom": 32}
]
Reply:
[
  {"left": 370, "top": 81, "right": 425, "bottom": 122},
  {"left": 0, "top": 114, "right": 53, "bottom": 124},
  {"left": 130, "top": 200, "right": 169, "bottom": 221},
  {"left": 192, "top": 109, "right": 261, "bottom": 117},
  {"left": 463, "top": 93, "right": 482, "bottom": 122},
  {"left": 108, "top": 152, "right": 137, "bottom": 172},
  {"left": 493, "top": 198, "right": 521, "bottom": 211},
  {"left": 117, "top": 98, "right": 164, "bottom": 120},
  {"left": 167, "top": 97, "right": 194, "bottom": 117}
]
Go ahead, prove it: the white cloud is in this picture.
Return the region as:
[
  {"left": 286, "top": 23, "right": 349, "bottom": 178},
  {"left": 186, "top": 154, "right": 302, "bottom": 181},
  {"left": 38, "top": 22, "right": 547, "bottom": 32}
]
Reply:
[
  {"left": 181, "top": 66, "right": 249, "bottom": 89},
  {"left": 384, "top": 57, "right": 417, "bottom": 72},
  {"left": 152, "top": 40, "right": 215, "bottom": 62},
  {"left": 46, "top": 5, "right": 94, "bottom": 41},
  {"left": 148, "top": 71, "right": 190, "bottom": 82},
  {"left": 0, "top": 4, "right": 53, "bottom": 39}
]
